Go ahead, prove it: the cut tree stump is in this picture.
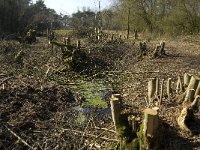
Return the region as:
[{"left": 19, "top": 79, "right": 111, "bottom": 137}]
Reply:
[
  {"left": 128, "top": 115, "right": 138, "bottom": 132},
  {"left": 194, "top": 82, "right": 200, "bottom": 98},
  {"left": 186, "top": 76, "right": 199, "bottom": 92},
  {"left": 183, "top": 76, "right": 200, "bottom": 103},
  {"left": 176, "top": 75, "right": 184, "bottom": 93},
  {"left": 110, "top": 97, "right": 121, "bottom": 131},
  {"left": 160, "top": 79, "right": 164, "bottom": 105},
  {"left": 139, "top": 42, "right": 147, "bottom": 56},
  {"left": 153, "top": 45, "right": 161, "bottom": 58},
  {"left": 111, "top": 94, "right": 122, "bottom": 105},
  {"left": 142, "top": 108, "right": 159, "bottom": 149},
  {"left": 191, "top": 95, "right": 200, "bottom": 112},
  {"left": 155, "top": 78, "right": 160, "bottom": 96},
  {"left": 177, "top": 107, "right": 193, "bottom": 134},
  {"left": 167, "top": 78, "right": 172, "bottom": 98},
  {"left": 143, "top": 108, "right": 159, "bottom": 138},
  {"left": 177, "top": 75, "right": 199, "bottom": 103},
  {"left": 178, "top": 95, "right": 200, "bottom": 134},
  {"left": 177, "top": 82, "right": 200, "bottom": 134},
  {"left": 148, "top": 78, "right": 156, "bottom": 103},
  {"left": 184, "top": 89, "right": 195, "bottom": 104},
  {"left": 184, "top": 73, "right": 191, "bottom": 87},
  {"left": 160, "top": 41, "right": 166, "bottom": 55}
]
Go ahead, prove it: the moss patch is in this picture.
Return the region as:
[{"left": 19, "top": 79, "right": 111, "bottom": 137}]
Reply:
[{"left": 82, "top": 98, "right": 107, "bottom": 108}]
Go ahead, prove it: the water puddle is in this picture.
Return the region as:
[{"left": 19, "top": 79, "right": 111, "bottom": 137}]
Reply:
[
  {"left": 69, "top": 78, "right": 113, "bottom": 122},
  {"left": 69, "top": 78, "right": 113, "bottom": 104}
]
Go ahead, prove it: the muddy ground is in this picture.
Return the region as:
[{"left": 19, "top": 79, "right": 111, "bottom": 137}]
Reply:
[{"left": 0, "top": 34, "right": 200, "bottom": 150}]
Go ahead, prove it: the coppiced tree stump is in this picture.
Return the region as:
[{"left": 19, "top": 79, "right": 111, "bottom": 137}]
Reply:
[
  {"left": 185, "top": 76, "right": 200, "bottom": 98},
  {"left": 177, "top": 75, "right": 199, "bottom": 103},
  {"left": 188, "top": 76, "right": 199, "bottom": 89},
  {"left": 184, "top": 73, "right": 191, "bottom": 87},
  {"left": 142, "top": 108, "right": 159, "bottom": 149},
  {"left": 177, "top": 76, "right": 200, "bottom": 134},
  {"left": 110, "top": 97, "right": 121, "bottom": 131},
  {"left": 153, "top": 45, "right": 161, "bottom": 58},
  {"left": 177, "top": 107, "right": 193, "bottom": 134},
  {"left": 148, "top": 78, "right": 156, "bottom": 103},
  {"left": 184, "top": 89, "right": 195, "bottom": 104},
  {"left": 194, "top": 82, "right": 200, "bottom": 98},
  {"left": 128, "top": 115, "right": 138, "bottom": 133},
  {"left": 160, "top": 41, "right": 166, "bottom": 56},
  {"left": 143, "top": 108, "right": 159, "bottom": 138},
  {"left": 177, "top": 95, "right": 199, "bottom": 134},
  {"left": 191, "top": 95, "right": 200, "bottom": 112},
  {"left": 160, "top": 79, "right": 164, "bottom": 105},
  {"left": 155, "top": 78, "right": 160, "bottom": 96},
  {"left": 139, "top": 42, "right": 147, "bottom": 56},
  {"left": 176, "top": 75, "right": 184, "bottom": 93},
  {"left": 111, "top": 94, "right": 122, "bottom": 105},
  {"left": 167, "top": 78, "right": 172, "bottom": 98}
]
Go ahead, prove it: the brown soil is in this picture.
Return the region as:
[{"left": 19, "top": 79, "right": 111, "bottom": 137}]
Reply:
[
  {"left": 121, "top": 35, "right": 200, "bottom": 150},
  {"left": 0, "top": 34, "right": 200, "bottom": 150}
]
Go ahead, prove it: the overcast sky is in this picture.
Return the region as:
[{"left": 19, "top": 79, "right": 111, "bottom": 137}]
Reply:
[{"left": 32, "top": 0, "right": 112, "bottom": 15}]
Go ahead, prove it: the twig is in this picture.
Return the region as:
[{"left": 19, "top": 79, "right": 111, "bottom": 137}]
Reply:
[
  {"left": 4, "top": 125, "right": 35, "bottom": 150},
  {"left": 0, "top": 76, "right": 14, "bottom": 85},
  {"left": 62, "top": 128, "right": 119, "bottom": 142},
  {"left": 80, "top": 117, "right": 92, "bottom": 144},
  {"left": 0, "top": 73, "right": 7, "bottom": 78},
  {"left": 93, "top": 126, "right": 117, "bottom": 134},
  {"left": 79, "top": 125, "right": 116, "bottom": 150},
  {"left": 102, "top": 70, "right": 160, "bottom": 74}
]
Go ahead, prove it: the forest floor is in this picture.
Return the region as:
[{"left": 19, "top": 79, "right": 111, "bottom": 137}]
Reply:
[
  {"left": 0, "top": 33, "right": 199, "bottom": 150},
  {"left": 121, "top": 35, "right": 200, "bottom": 150}
]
